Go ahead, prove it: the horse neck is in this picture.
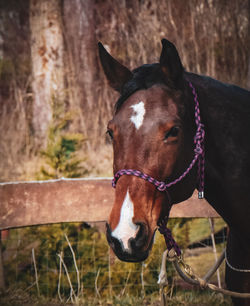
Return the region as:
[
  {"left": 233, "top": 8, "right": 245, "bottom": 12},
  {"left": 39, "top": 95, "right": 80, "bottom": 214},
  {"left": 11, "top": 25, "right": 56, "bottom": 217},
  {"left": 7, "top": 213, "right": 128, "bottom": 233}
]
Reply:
[{"left": 185, "top": 72, "right": 250, "bottom": 231}]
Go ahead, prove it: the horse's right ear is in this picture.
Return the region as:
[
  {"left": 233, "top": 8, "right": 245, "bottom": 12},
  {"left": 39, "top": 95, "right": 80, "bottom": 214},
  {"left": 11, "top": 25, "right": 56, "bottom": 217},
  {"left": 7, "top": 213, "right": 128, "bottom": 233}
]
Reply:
[
  {"left": 160, "top": 39, "right": 184, "bottom": 87},
  {"left": 98, "top": 42, "right": 133, "bottom": 93}
]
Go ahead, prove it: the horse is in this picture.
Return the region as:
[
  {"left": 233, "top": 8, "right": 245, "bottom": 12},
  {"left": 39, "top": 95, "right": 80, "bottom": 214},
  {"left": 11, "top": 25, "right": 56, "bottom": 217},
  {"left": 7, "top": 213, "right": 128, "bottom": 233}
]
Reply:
[{"left": 98, "top": 39, "right": 250, "bottom": 305}]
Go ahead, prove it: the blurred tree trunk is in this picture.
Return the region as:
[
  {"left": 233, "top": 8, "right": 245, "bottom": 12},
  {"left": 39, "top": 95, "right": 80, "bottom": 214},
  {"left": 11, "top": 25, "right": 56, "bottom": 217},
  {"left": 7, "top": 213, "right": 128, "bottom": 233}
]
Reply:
[
  {"left": 30, "top": 0, "right": 65, "bottom": 146},
  {"left": 63, "top": 0, "right": 99, "bottom": 149}
]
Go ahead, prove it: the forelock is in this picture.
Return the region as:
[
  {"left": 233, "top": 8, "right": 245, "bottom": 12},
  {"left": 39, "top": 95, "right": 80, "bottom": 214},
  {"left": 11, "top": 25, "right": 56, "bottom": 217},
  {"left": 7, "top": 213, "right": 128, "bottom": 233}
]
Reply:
[{"left": 115, "top": 63, "right": 168, "bottom": 111}]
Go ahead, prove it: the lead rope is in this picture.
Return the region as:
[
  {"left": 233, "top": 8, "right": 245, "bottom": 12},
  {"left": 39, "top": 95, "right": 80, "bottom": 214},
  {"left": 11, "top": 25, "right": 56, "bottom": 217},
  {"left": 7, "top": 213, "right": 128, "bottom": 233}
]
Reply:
[
  {"left": 157, "top": 228, "right": 250, "bottom": 303},
  {"left": 158, "top": 219, "right": 181, "bottom": 257},
  {"left": 158, "top": 247, "right": 250, "bottom": 300}
]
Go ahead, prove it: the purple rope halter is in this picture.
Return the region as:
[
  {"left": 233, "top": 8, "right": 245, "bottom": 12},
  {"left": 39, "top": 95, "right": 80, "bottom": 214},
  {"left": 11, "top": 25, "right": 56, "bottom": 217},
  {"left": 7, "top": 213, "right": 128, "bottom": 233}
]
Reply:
[{"left": 112, "top": 82, "right": 205, "bottom": 199}]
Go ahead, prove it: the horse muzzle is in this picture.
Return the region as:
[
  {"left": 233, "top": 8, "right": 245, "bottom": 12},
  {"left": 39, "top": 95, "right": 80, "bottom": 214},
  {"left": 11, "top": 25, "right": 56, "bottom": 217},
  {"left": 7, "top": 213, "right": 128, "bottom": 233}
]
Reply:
[{"left": 106, "top": 222, "right": 154, "bottom": 262}]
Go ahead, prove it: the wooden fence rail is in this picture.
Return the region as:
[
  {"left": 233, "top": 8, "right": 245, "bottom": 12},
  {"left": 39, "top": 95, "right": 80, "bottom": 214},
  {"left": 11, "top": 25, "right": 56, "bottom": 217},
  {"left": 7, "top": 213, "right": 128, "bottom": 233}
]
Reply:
[{"left": 0, "top": 178, "right": 219, "bottom": 231}]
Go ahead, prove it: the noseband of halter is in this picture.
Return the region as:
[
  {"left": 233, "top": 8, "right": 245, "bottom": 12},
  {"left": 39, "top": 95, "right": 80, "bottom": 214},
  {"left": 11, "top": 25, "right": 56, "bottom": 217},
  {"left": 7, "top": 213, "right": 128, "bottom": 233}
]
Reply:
[{"left": 112, "top": 82, "right": 205, "bottom": 200}]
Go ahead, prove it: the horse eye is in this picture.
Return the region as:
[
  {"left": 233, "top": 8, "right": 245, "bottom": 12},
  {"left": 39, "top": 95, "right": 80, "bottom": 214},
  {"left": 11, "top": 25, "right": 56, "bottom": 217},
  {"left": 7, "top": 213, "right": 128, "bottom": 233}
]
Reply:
[
  {"left": 169, "top": 126, "right": 180, "bottom": 137},
  {"left": 106, "top": 129, "right": 114, "bottom": 140},
  {"left": 164, "top": 126, "right": 180, "bottom": 140}
]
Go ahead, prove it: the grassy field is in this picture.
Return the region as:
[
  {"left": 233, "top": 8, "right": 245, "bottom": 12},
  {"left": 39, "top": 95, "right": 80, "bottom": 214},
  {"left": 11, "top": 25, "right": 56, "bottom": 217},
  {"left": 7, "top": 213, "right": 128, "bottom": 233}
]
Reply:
[
  {"left": 1, "top": 218, "right": 229, "bottom": 305},
  {"left": 0, "top": 287, "right": 233, "bottom": 305}
]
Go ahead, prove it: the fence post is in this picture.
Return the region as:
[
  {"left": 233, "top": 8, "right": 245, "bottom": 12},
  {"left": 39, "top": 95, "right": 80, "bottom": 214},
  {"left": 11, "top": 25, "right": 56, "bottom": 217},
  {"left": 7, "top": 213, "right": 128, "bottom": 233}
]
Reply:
[{"left": 208, "top": 218, "right": 221, "bottom": 288}]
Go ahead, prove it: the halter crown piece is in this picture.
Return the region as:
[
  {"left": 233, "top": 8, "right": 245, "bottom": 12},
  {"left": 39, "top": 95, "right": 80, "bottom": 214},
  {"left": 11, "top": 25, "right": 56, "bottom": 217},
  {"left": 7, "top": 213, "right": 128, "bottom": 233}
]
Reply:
[{"left": 112, "top": 82, "right": 205, "bottom": 200}]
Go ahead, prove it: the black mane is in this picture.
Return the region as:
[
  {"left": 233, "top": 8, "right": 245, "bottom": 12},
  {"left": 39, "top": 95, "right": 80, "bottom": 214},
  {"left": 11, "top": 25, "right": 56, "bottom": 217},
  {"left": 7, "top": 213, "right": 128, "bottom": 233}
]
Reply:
[
  {"left": 115, "top": 64, "right": 169, "bottom": 111},
  {"left": 115, "top": 64, "right": 250, "bottom": 125}
]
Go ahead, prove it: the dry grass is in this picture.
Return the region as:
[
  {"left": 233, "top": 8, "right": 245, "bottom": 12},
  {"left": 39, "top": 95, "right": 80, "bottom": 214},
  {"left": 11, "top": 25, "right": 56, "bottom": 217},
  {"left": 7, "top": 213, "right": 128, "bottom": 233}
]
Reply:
[
  {"left": 14, "top": 144, "right": 113, "bottom": 181},
  {"left": 86, "top": 145, "right": 113, "bottom": 177},
  {"left": 0, "top": 287, "right": 232, "bottom": 305}
]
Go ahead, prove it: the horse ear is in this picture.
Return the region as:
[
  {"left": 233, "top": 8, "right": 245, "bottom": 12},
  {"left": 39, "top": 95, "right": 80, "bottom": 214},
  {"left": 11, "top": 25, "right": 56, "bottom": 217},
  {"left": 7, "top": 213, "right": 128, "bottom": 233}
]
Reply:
[
  {"left": 98, "top": 42, "right": 133, "bottom": 93},
  {"left": 160, "top": 39, "right": 184, "bottom": 87}
]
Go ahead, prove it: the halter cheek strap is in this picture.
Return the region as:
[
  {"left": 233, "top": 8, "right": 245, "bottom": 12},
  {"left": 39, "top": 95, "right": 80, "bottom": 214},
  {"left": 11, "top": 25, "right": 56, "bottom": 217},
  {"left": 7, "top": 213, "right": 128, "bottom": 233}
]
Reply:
[{"left": 112, "top": 82, "right": 205, "bottom": 200}]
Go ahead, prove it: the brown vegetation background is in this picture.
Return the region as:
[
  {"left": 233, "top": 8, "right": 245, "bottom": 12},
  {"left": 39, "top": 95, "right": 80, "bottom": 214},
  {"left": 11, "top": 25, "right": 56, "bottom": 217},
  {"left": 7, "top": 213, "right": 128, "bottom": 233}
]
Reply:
[{"left": 0, "top": 0, "right": 250, "bottom": 181}]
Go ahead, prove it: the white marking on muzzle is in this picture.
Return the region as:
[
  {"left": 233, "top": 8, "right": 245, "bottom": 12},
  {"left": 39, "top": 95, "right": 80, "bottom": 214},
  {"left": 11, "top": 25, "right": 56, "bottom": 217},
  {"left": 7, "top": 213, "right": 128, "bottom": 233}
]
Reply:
[
  {"left": 130, "top": 101, "right": 145, "bottom": 130},
  {"left": 111, "top": 190, "right": 138, "bottom": 251}
]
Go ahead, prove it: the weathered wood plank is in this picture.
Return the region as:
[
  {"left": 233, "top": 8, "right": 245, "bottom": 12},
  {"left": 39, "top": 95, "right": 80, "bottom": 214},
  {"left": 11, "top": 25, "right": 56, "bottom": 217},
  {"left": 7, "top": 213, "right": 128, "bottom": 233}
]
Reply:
[{"left": 0, "top": 178, "right": 220, "bottom": 230}]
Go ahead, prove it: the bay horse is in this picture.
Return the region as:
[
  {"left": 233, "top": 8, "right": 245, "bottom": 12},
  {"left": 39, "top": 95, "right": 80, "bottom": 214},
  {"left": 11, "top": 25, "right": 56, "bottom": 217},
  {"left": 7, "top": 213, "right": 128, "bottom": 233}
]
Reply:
[{"left": 98, "top": 39, "right": 250, "bottom": 305}]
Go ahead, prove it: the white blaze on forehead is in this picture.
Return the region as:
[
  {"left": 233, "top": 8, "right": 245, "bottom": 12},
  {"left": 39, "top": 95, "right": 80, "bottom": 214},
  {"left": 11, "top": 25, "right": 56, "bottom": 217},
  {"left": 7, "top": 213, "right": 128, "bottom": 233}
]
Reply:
[
  {"left": 111, "top": 190, "right": 138, "bottom": 250},
  {"left": 130, "top": 101, "right": 146, "bottom": 130}
]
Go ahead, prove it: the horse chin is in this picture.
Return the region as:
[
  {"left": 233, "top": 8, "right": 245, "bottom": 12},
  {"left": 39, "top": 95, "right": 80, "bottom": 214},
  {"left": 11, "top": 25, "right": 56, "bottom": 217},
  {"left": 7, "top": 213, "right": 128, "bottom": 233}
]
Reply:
[{"left": 114, "top": 247, "right": 150, "bottom": 263}]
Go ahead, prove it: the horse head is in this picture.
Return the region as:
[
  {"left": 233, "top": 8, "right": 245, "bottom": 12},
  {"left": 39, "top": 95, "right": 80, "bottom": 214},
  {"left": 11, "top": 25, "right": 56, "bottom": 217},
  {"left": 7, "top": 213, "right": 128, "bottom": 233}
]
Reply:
[{"left": 99, "top": 39, "right": 198, "bottom": 262}]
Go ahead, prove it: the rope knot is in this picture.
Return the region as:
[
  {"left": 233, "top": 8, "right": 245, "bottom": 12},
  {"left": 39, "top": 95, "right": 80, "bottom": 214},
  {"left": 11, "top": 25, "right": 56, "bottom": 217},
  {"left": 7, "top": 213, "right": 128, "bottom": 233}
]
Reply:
[
  {"left": 194, "top": 124, "right": 205, "bottom": 143},
  {"left": 157, "top": 182, "right": 167, "bottom": 192},
  {"left": 194, "top": 145, "right": 203, "bottom": 155}
]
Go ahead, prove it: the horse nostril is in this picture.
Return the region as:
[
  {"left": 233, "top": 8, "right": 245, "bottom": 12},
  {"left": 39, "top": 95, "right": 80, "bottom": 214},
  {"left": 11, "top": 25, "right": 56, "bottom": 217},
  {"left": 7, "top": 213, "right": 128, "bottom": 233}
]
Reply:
[
  {"left": 137, "top": 222, "right": 147, "bottom": 236},
  {"left": 130, "top": 222, "right": 148, "bottom": 249}
]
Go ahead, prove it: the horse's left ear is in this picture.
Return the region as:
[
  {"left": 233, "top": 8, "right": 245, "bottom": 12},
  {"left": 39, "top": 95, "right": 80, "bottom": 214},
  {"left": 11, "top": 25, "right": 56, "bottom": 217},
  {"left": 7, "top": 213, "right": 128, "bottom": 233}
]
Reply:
[
  {"left": 160, "top": 39, "right": 184, "bottom": 87},
  {"left": 98, "top": 42, "right": 133, "bottom": 93}
]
